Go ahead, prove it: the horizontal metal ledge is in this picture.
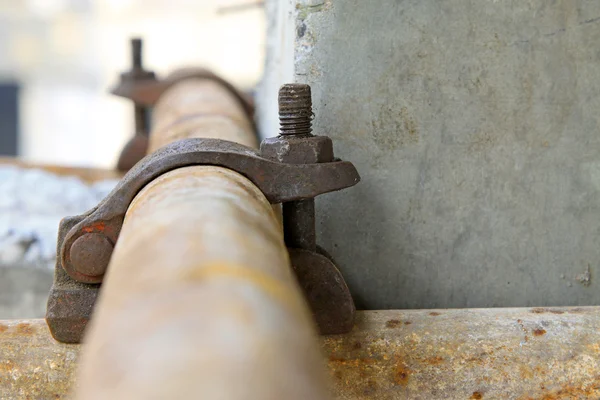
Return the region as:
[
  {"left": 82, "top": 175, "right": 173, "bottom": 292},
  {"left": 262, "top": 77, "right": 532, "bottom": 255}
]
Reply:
[{"left": 2, "top": 307, "right": 599, "bottom": 399}]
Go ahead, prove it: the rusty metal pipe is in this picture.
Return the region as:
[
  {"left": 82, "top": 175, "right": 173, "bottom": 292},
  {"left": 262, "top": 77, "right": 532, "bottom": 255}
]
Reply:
[{"left": 74, "top": 78, "right": 330, "bottom": 399}]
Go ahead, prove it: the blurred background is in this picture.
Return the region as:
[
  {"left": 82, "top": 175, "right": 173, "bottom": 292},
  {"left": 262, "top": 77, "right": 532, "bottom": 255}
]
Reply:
[{"left": 0, "top": 0, "right": 265, "bottom": 167}]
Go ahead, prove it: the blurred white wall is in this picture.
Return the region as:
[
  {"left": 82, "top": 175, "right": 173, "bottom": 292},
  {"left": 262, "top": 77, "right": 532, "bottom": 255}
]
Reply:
[{"left": 0, "top": 0, "right": 265, "bottom": 167}]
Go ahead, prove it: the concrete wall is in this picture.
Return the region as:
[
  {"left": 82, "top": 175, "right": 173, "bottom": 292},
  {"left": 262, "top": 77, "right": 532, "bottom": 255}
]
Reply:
[{"left": 260, "top": 0, "right": 600, "bottom": 309}]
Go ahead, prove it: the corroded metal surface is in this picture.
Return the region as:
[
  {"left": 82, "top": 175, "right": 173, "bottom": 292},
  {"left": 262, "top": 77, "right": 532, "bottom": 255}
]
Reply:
[
  {"left": 75, "top": 167, "right": 330, "bottom": 399},
  {"left": 260, "top": 83, "right": 356, "bottom": 333},
  {"left": 49, "top": 78, "right": 359, "bottom": 342},
  {"left": 149, "top": 79, "right": 257, "bottom": 151},
  {"left": 4, "top": 308, "right": 600, "bottom": 399},
  {"left": 74, "top": 75, "right": 331, "bottom": 399},
  {"left": 0, "top": 320, "right": 78, "bottom": 399},
  {"left": 324, "top": 308, "right": 600, "bottom": 400},
  {"left": 278, "top": 83, "right": 313, "bottom": 136},
  {"left": 59, "top": 138, "right": 359, "bottom": 284},
  {"left": 46, "top": 77, "right": 259, "bottom": 344}
]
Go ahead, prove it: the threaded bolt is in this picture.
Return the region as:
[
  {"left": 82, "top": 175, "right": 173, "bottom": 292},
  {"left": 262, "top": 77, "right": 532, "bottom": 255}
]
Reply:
[
  {"left": 278, "top": 83, "right": 313, "bottom": 136},
  {"left": 131, "top": 38, "right": 142, "bottom": 69}
]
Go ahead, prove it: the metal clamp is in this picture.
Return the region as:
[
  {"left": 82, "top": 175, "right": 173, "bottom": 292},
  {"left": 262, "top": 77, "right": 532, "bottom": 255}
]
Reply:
[
  {"left": 112, "top": 67, "right": 254, "bottom": 119},
  {"left": 47, "top": 83, "right": 359, "bottom": 343},
  {"left": 112, "top": 38, "right": 256, "bottom": 171},
  {"left": 60, "top": 138, "right": 359, "bottom": 284}
]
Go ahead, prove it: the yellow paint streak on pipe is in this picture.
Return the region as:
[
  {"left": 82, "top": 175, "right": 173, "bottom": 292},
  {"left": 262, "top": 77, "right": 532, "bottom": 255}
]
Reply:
[
  {"left": 74, "top": 77, "right": 329, "bottom": 399},
  {"left": 182, "top": 262, "right": 308, "bottom": 317}
]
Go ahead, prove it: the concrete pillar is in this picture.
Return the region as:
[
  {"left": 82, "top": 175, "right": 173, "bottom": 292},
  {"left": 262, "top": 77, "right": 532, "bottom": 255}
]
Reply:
[{"left": 259, "top": 0, "right": 600, "bottom": 309}]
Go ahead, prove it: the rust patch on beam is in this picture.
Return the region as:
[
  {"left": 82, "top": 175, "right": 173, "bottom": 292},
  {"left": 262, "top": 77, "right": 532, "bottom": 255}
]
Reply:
[
  {"left": 14, "top": 323, "right": 34, "bottom": 336},
  {"left": 322, "top": 307, "right": 600, "bottom": 399},
  {"left": 0, "top": 320, "right": 78, "bottom": 399},
  {"left": 385, "top": 319, "right": 401, "bottom": 328},
  {"left": 530, "top": 308, "right": 565, "bottom": 314},
  {"left": 4, "top": 307, "right": 600, "bottom": 399}
]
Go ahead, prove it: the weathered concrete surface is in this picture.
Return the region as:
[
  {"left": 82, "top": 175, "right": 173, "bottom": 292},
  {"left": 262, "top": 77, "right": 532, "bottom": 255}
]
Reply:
[
  {"left": 4, "top": 308, "right": 600, "bottom": 399},
  {"left": 261, "top": 0, "right": 600, "bottom": 309}
]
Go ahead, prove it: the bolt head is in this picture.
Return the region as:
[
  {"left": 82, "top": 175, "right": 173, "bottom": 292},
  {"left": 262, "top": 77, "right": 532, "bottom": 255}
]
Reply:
[{"left": 69, "top": 233, "right": 114, "bottom": 282}]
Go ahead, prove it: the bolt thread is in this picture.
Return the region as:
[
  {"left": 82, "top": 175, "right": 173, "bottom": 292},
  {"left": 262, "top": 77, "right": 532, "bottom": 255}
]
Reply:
[
  {"left": 279, "top": 83, "right": 312, "bottom": 136},
  {"left": 131, "top": 38, "right": 142, "bottom": 68}
]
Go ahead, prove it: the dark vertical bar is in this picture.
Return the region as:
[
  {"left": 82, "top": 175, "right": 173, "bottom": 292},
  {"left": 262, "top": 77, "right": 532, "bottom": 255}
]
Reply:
[
  {"left": 134, "top": 105, "right": 148, "bottom": 135},
  {"left": 0, "top": 82, "right": 19, "bottom": 156},
  {"left": 283, "top": 199, "right": 316, "bottom": 250},
  {"left": 131, "top": 38, "right": 142, "bottom": 69}
]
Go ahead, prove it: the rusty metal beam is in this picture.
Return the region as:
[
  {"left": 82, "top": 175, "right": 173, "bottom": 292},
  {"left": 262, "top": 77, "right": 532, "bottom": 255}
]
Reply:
[
  {"left": 3, "top": 307, "right": 600, "bottom": 399},
  {"left": 0, "top": 319, "right": 78, "bottom": 399},
  {"left": 324, "top": 307, "right": 600, "bottom": 399}
]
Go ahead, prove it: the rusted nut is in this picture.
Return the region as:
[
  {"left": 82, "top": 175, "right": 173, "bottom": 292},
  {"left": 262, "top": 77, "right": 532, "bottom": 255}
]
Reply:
[
  {"left": 112, "top": 38, "right": 157, "bottom": 96},
  {"left": 260, "top": 135, "right": 334, "bottom": 164},
  {"left": 69, "top": 233, "right": 113, "bottom": 283},
  {"left": 118, "top": 67, "right": 156, "bottom": 83}
]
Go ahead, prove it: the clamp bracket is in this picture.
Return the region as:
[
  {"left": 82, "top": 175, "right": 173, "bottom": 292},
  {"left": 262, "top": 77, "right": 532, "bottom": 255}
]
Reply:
[{"left": 47, "top": 137, "right": 359, "bottom": 343}]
